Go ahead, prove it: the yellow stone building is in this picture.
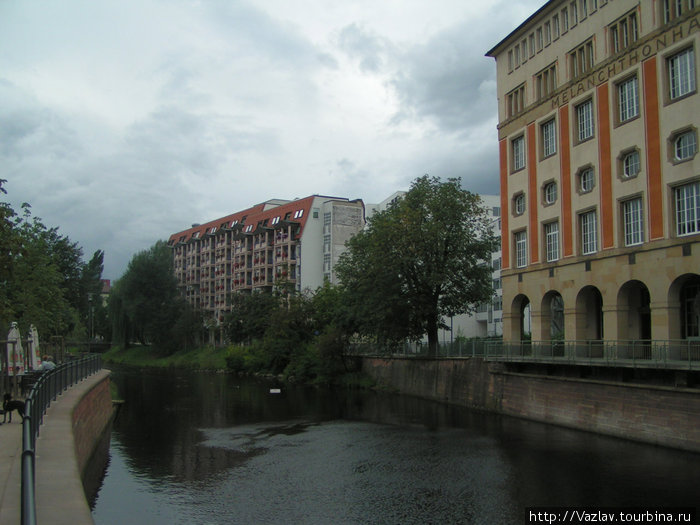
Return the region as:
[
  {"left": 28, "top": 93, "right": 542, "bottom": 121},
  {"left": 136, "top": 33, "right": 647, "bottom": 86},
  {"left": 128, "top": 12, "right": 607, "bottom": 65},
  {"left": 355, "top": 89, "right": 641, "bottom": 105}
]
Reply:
[{"left": 486, "top": 0, "right": 699, "bottom": 346}]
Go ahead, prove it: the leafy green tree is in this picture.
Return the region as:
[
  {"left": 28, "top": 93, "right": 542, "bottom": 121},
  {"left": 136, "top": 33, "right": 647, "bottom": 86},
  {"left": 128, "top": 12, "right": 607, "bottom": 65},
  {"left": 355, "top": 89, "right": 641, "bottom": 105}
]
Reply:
[
  {"left": 0, "top": 180, "right": 107, "bottom": 340},
  {"left": 223, "top": 292, "right": 280, "bottom": 344},
  {"left": 109, "top": 240, "right": 195, "bottom": 353},
  {"left": 337, "top": 175, "right": 498, "bottom": 356}
]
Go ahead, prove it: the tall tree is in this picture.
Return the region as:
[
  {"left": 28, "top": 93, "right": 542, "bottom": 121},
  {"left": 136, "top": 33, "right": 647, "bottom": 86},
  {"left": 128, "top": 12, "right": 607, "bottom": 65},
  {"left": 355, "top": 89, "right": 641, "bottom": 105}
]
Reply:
[
  {"left": 337, "top": 175, "right": 498, "bottom": 355},
  {"left": 109, "top": 240, "right": 196, "bottom": 353},
  {"left": 0, "top": 180, "right": 105, "bottom": 339}
]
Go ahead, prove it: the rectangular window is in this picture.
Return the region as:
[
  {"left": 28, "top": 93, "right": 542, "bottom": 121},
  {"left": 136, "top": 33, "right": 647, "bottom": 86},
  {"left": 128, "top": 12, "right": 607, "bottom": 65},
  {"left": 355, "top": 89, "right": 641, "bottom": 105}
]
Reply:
[
  {"left": 512, "top": 136, "right": 525, "bottom": 171},
  {"left": 570, "top": 39, "right": 594, "bottom": 79},
  {"left": 529, "top": 34, "right": 536, "bottom": 58},
  {"left": 545, "top": 222, "right": 560, "bottom": 262},
  {"left": 553, "top": 15, "right": 560, "bottom": 39},
  {"left": 618, "top": 76, "right": 639, "bottom": 122},
  {"left": 562, "top": 7, "right": 569, "bottom": 32},
  {"left": 669, "top": 48, "right": 696, "bottom": 100},
  {"left": 675, "top": 181, "right": 700, "bottom": 236},
  {"left": 581, "top": 210, "right": 598, "bottom": 254},
  {"left": 571, "top": 1, "right": 578, "bottom": 25},
  {"left": 576, "top": 99, "right": 594, "bottom": 141},
  {"left": 514, "top": 44, "right": 521, "bottom": 67},
  {"left": 536, "top": 63, "right": 557, "bottom": 100},
  {"left": 544, "top": 22, "right": 552, "bottom": 46},
  {"left": 663, "top": 0, "right": 696, "bottom": 23},
  {"left": 623, "top": 198, "right": 644, "bottom": 246},
  {"left": 515, "top": 231, "right": 528, "bottom": 268},
  {"left": 507, "top": 84, "right": 525, "bottom": 118},
  {"left": 537, "top": 28, "right": 543, "bottom": 51},
  {"left": 493, "top": 296, "right": 503, "bottom": 311},
  {"left": 521, "top": 39, "right": 528, "bottom": 62},
  {"left": 611, "top": 11, "right": 639, "bottom": 54},
  {"left": 542, "top": 119, "right": 557, "bottom": 157}
]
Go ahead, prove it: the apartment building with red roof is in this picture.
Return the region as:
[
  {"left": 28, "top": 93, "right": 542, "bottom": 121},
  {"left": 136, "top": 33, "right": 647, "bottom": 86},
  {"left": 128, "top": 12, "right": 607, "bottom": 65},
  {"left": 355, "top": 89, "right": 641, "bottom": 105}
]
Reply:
[{"left": 168, "top": 195, "right": 365, "bottom": 322}]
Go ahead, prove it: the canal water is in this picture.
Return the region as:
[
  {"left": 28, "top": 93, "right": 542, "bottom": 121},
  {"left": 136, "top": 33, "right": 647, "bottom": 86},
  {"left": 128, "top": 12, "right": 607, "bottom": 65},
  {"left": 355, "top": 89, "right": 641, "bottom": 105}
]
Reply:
[{"left": 91, "top": 367, "right": 700, "bottom": 525}]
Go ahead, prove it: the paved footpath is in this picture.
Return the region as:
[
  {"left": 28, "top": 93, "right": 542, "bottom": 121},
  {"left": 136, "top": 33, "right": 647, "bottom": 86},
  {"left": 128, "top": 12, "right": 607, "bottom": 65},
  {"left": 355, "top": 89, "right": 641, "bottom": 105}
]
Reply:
[{"left": 0, "top": 370, "right": 110, "bottom": 525}]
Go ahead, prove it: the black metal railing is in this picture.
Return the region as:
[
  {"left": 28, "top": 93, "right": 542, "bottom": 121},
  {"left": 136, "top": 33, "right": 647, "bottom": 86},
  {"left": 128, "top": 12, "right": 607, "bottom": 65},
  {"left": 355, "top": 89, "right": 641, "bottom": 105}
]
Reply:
[
  {"left": 347, "top": 339, "right": 700, "bottom": 370},
  {"left": 21, "top": 354, "right": 102, "bottom": 525}
]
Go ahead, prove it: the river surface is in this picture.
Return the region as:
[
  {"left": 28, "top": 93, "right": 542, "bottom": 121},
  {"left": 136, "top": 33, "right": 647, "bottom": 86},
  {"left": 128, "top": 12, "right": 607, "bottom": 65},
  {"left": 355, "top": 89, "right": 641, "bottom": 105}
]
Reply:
[{"left": 91, "top": 367, "right": 700, "bottom": 525}]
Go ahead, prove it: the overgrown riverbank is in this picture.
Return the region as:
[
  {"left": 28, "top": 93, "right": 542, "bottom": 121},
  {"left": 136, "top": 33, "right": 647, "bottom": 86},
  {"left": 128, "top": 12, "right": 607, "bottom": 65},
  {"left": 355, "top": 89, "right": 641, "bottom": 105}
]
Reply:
[{"left": 102, "top": 345, "right": 376, "bottom": 388}]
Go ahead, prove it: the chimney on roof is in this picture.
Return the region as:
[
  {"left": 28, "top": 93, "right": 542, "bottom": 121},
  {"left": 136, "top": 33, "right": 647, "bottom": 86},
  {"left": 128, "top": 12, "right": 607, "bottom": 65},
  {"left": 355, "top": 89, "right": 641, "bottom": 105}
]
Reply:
[{"left": 192, "top": 223, "right": 200, "bottom": 228}]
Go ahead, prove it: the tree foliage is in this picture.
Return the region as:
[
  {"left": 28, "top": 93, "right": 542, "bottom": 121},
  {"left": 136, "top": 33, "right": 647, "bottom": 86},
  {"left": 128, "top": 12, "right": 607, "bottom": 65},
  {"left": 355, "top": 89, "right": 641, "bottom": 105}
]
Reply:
[
  {"left": 0, "top": 179, "right": 105, "bottom": 339},
  {"left": 109, "top": 240, "right": 200, "bottom": 353},
  {"left": 336, "top": 175, "right": 498, "bottom": 355}
]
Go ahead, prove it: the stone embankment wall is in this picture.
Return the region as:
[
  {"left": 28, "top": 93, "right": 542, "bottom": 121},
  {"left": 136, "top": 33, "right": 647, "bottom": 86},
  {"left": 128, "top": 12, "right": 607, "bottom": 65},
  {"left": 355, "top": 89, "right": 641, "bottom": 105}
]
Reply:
[
  {"left": 71, "top": 373, "right": 114, "bottom": 479},
  {"left": 359, "top": 357, "right": 700, "bottom": 452}
]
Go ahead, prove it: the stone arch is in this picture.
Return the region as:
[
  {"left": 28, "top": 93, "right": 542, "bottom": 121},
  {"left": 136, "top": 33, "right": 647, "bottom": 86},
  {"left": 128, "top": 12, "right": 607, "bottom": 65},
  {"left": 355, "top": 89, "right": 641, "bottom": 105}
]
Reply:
[
  {"left": 617, "top": 280, "right": 651, "bottom": 340},
  {"left": 510, "top": 294, "right": 531, "bottom": 342},
  {"left": 541, "top": 290, "right": 564, "bottom": 341},
  {"left": 668, "top": 273, "right": 700, "bottom": 340},
  {"left": 575, "top": 285, "right": 604, "bottom": 341}
]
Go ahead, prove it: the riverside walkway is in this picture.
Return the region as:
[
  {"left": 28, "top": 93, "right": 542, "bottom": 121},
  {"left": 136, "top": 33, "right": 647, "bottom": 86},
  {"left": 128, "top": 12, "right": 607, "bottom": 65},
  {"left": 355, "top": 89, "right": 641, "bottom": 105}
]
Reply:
[{"left": 0, "top": 370, "right": 110, "bottom": 525}]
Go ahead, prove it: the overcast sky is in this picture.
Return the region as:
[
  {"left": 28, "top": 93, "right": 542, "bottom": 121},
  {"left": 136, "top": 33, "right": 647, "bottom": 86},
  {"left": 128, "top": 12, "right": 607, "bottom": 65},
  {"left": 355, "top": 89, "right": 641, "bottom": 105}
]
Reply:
[{"left": 1, "top": 0, "right": 543, "bottom": 280}]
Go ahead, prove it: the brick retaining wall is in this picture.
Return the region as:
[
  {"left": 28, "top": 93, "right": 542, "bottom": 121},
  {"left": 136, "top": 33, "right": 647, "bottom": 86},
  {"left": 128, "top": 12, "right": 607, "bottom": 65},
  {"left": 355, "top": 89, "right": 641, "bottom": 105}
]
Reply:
[
  {"left": 360, "top": 357, "right": 700, "bottom": 452},
  {"left": 71, "top": 374, "right": 114, "bottom": 479}
]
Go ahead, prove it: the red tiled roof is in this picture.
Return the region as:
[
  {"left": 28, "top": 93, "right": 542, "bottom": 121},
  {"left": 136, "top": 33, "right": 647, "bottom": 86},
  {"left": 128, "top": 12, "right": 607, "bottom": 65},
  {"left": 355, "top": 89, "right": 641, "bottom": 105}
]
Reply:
[{"left": 168, "top": 196, "right": 324, "bottom": 244}]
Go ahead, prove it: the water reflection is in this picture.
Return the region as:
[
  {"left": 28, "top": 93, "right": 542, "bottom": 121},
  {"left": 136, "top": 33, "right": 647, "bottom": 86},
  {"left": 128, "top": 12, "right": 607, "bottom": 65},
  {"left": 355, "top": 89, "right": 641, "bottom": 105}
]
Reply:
[{"left": 92, "top": 367, "right": 700, "bottom": 525}]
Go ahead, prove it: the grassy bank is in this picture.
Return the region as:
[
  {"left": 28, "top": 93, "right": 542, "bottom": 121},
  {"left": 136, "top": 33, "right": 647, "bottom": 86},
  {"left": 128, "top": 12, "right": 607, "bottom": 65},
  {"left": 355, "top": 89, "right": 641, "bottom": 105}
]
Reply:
[
  {"left": 103, "top": 345, "right": 231, "bottom": 370},
  {"left": 102, "top": 344, "right": 377, "bottom": 389}
]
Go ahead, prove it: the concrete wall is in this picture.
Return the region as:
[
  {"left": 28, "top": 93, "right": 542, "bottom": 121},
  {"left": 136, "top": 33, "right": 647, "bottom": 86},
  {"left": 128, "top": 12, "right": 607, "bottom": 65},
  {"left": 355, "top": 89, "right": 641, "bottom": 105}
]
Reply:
[{"left": 360, "top": 357, "right": 700, "bottom": 452}]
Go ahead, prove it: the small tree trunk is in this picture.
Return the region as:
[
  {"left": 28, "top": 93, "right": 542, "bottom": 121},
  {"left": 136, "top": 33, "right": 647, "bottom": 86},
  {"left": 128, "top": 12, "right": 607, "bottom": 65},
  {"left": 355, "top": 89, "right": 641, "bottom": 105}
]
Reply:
[{"left": 427, "top": 316, "right": 439, "bottom": 357}]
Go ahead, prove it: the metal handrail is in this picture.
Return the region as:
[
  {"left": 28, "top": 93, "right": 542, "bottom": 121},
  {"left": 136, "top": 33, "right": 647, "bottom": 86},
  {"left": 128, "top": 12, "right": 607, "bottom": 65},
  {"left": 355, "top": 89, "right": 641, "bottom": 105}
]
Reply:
[
  {"left": 346, "top": 339, "right": 700, "bottom": 370},
  {"left": 20, "top": 354, "right": 102, "bottom": 525},
  {"left": 483, "top": 339, "right": 700, "bottom": 370}
]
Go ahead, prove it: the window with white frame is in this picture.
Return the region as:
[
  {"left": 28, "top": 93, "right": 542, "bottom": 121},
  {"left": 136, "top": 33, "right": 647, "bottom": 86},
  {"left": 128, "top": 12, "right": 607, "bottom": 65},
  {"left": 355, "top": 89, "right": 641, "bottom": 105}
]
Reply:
[
  {"left": 668, "top": 48, "right": 696, "bottom": 100},
  {"left": 618, "top": 76, "right": 639, "bottom": 122},
  {"left": 570, "top": 39, "right": 594, "bottom": 79},
  {"left": 663, "top": 0, "right": 697, "bottom": 24},
  {"left": 515, "top": 231, "right": 528, "bottom": 268},
  {"left": 622, "top": 150, "right": 641, "bottom": 177},
  {"left": 507, "top": 84, "right": 526, "bottom": 118},
  {"left": 542, "top": 119, "right": 557, "bottom": 157},
  {"left": 674, "top": 130, "right": 697, "bottom": 161},
  {"left": 610, "top": 10, "right": 639, "bottom": 54},
  {"left": 536, "top": 63, "right": 557, "bottom": 100},
  {"left": 545, "top": 221, "right": 560, "bottom": 262},
  {"left": 579, "top": 168, "right": 595, "bottom": 193},
  {"left": 675, "top": 181, "right": 700, "bottom": 236},
  {"left": 622, "top": 198, "right": 644, "bottom": 246},
  {"left": 580, "top": 210, "right": 598, "bottom": 254},
  {"left": 576, "top": 99, "right": 594, "bottom": 141},
  {"left": 544, "top": 181, "right": 558, "bottom": 204},
  {"left": 514, "top": 193, "right": 526, "bottom": 215},
  {"left": 512, "top": 135, "right": 525, "bottom": 171}
]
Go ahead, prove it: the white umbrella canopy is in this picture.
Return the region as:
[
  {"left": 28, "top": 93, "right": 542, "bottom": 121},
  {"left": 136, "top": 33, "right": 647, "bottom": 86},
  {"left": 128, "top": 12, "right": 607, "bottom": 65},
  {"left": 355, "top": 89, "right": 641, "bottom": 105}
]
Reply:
[
  {"left": 6, "top": 322, "right": 25, "bottom": 376},
  {"left": 27, "top": 324, "right": 42, "bottom": 371}
]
